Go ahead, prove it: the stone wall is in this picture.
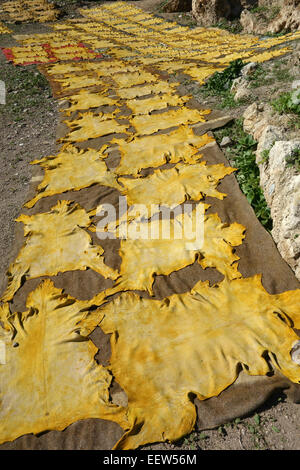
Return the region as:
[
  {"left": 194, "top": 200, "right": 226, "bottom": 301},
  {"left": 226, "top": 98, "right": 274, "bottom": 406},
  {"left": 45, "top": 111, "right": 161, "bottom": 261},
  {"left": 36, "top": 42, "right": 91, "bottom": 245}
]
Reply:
[
  {"left": 192, "top": 0, "right": 258, "bottom": 24},
  {"left": 243, "top": 101, "right": 300, "bottom": 281},
  {"left": 191, "top": 0, "right": 300, "bottom": 33}
]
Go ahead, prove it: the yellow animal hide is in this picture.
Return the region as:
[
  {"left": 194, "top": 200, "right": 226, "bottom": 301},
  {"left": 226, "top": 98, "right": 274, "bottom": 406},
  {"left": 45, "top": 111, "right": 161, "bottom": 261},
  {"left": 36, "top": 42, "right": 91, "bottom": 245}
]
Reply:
[
  {"left": 0, "top": 280, "right": 127, "bottom": 445},
  {"left": 97, "top": 275, "right": 300, "bottom": 449},
  {"left": 113, "top": 127, "right": 215, "bottom": 176},
  {"left": 2, "top": 201, "right": 118, "bottom": 301},
  {"left": 130, "top": 108, "right": 211, "bottom": 136},
  {"left": 62, "top": 112, "right": 128, "bottom": 142},
  {"left": 25, "top": 145, "right": 121, "bottom": 208}
]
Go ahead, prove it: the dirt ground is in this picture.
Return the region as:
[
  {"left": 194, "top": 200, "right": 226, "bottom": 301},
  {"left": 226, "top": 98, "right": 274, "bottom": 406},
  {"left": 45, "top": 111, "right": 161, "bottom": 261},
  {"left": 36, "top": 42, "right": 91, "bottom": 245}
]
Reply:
[{"left": 0, "top": 0, "right": 299, "bottom": 451}]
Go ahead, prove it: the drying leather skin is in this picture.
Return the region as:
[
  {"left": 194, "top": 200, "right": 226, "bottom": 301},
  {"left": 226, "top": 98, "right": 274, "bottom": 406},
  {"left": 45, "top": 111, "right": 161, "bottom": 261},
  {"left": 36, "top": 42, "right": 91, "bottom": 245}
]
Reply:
[{"left": 1, "top": 1, "right": 300, "bottom": 450}]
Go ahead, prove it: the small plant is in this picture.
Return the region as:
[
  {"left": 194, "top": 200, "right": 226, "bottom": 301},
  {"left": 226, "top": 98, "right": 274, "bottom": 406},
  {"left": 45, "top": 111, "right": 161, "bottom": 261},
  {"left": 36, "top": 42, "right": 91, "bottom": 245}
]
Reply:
[
  {"left": 0, "top": 64, "right": 52, "bottom": 121},
  {"left": 288, "top": 116, "right": 300, "bottom": 130},
  {"left": 200, "top": 59, "right": 248, "bottom": 109},
  {"left": 218, "top": 425, "right": 227, "bottom": 436},
  {"left": 286, "top": 148, "right": 300, "bottom": 172},
  {"left": 259, "top": 148, "right": 270, "bottom": 164},
  {"left": 157, "top": 0, "right": 170, "bottom": 13},
  {"left": 250, "top": 6, "right": 267, "bottom": 15},
  {"left": 182, "top": 431, "right": 199, "bottom": 450},
  {"left": 271, "top": 90, "right": 300, "bottom": 115},
  {"left": 259, "top": 140, "right": 276, "bottom": 164},
  {"left": 213, "top": 19, "right": 242, "bottom": 34},
  {"left": 272, "top": 66, "right": 293, "bottom": 82},
  {"left": 254, "top": 413, "right": 261, "bottom": 426},
  {"left": 218, "top": 91, "right": 241, "bottom": 109},
  {"left": 263, "top": 29, "right": 291, "bottom": 37},
  {"left": 202, "top": 59, "right": 246, "bottom": 95},
  {"left": 250, "top": 5, "right": 280, "bottom": 21},
  {"left": 247, "top": 64, "right": 269, "bottom": 88},
  {"left": 272, "top": 425, "right": 280, "bottom": 433},
  {"left": 269, "top": 6, "right": 281, "bottom": 20}
]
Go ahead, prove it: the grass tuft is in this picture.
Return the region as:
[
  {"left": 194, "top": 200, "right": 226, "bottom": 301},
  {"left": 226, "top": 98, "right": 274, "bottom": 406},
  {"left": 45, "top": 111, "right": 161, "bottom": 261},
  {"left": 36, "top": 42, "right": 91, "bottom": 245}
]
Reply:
[
  {"left": 271, "top": 89, "right": 300, "bottom": 115},
  {"left": 286, "top": 148, "right": 300, "bottom": 172},
  {"left": 200, "top": 59, "right": 248, "bottom": 109},
  {"left": 0, "top": 64, "right": 52, "bottom": 122}
]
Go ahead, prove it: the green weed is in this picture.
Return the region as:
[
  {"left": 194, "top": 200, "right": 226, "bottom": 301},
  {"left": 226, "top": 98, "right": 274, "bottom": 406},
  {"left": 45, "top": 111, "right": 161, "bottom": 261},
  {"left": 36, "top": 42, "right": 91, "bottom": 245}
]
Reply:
[
  {"left": 202, "top": 59, "right": 246, "bottom": 95},
  {"left": 218, "top": 91, "right": 241, "bottom": 109},
  {"left": 269, "top": 6, "right": 281, "bottom": 20},
  {"left": 250, "top": 6, "right": 267, "bottom": 15},
  {"left": 286, "top": 148, "right": 300, "bottom": 172},
  {"left": 213, "top": 19, "right": 242, "bottom": 34},
  {"left": 182, "top": 431, "right": 200, "bottom": 450},
  {"left": 271, "top": 90, "right": 300, "bottom": 115},
  {"left": 250, "top": 5, "right": 280, "bottom": 21},
  {"left": 288, "top": 116, "right": 300, "bottom": 130},
  {"left": 177, "top": 13, "right": 197, "bottom": 28},
  {"left": 245, "top": 413, "right": 268, "bottom": 449},
  {"left": 200, "top": 59, "right": 248, "bottom": 108},
  {"left": 254, "top": 414, "right": 261, "bottom": 426},
  {"left": 259, "top": 141, "right": 277, "bottom": 164},
  {"left": 272, "top": 425, "right": 280, "bottom": 433},
  {"left": 0, "top": 64, "right": 52, "bottom": 121},
  {"left": 272, "top": 67, "right": 293, "bottom": 82},
  {"left": 259, "top": 149, "right": 270, "bottom": 164},
  {"left": 247, "top": 64, "right": 269, "bottom": 88},
  {"left": 262, "top": 29, "right": 291, "bottom": 37},
  {"left": 156, "top": 0, "right": 170, "bottom": 13}
]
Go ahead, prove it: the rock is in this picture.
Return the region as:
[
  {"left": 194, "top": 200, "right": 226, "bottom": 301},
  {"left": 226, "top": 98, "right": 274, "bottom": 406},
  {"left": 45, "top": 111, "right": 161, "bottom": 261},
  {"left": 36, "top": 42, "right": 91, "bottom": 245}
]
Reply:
[
  {"left": 257, "top": 102, "right": 264, "bottom": 112},
  {"left": 241, "top": 62, "right": 257, "bottom": 77},
  {"left": 240, "top": 9, "right": 254, "bottom": 33},
  {"left": 192, "top": 0, "right": 259, "bottom": 25},
  {"left": 269, "top": 2, "right": 300, "bottom": 34},
  {"left": 240, "top": 1, "right": 300, "bottom": 34},
  {"left": 234, "top": 86, "right": 251, "bottom": 102},
  {"left": 265, "top": 141, "right": 300, "bottom": 274},
  {"left": 243, "top": 102, "right": 260, "bottom": 131},
  {"left": 0, "top": 80, "right": 5, "bottom": 105},
  {"left": 192, "top": 0, "right": 232, "bottom": 24},
  {"left": 231, "top": 76, "right": 243, "bottom": 92},
  {"left": 243, "top": 102, "right": 269, "bottom": 140},
  {"left": 241, "top": 0, "right": 257, "bottom": 6},
  {"left": 162, "top": 0, "right": 192, "bottom": 13},
  {"left": 243, "top": 102, "right": 300, "bottom": 280},
  {"left": 231, "top": 76, "right": 251, "bottom": 102},
  {"left": 291, "top": 87, "right": 300, "bottom": 105},
  {"left": 256, "top": 125, "right": 283, "bottom": 166},
  {"left": 240, "top": 9, "right": 265, "bottom": 34},
  {"left": 246, "top": 108, "right": 268, "bottom": 137},
  {"left": 292, "top": 80, "right": 300, "bottom": 89},
  {"left": 230, "top": 0, "right": 257, "bottom": 17},
  {"left": 220, "top": 136, "right": 232, "bottom": 147},
  {"left": 288, "top": 40, "right": 300, "bottom": 68}
]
